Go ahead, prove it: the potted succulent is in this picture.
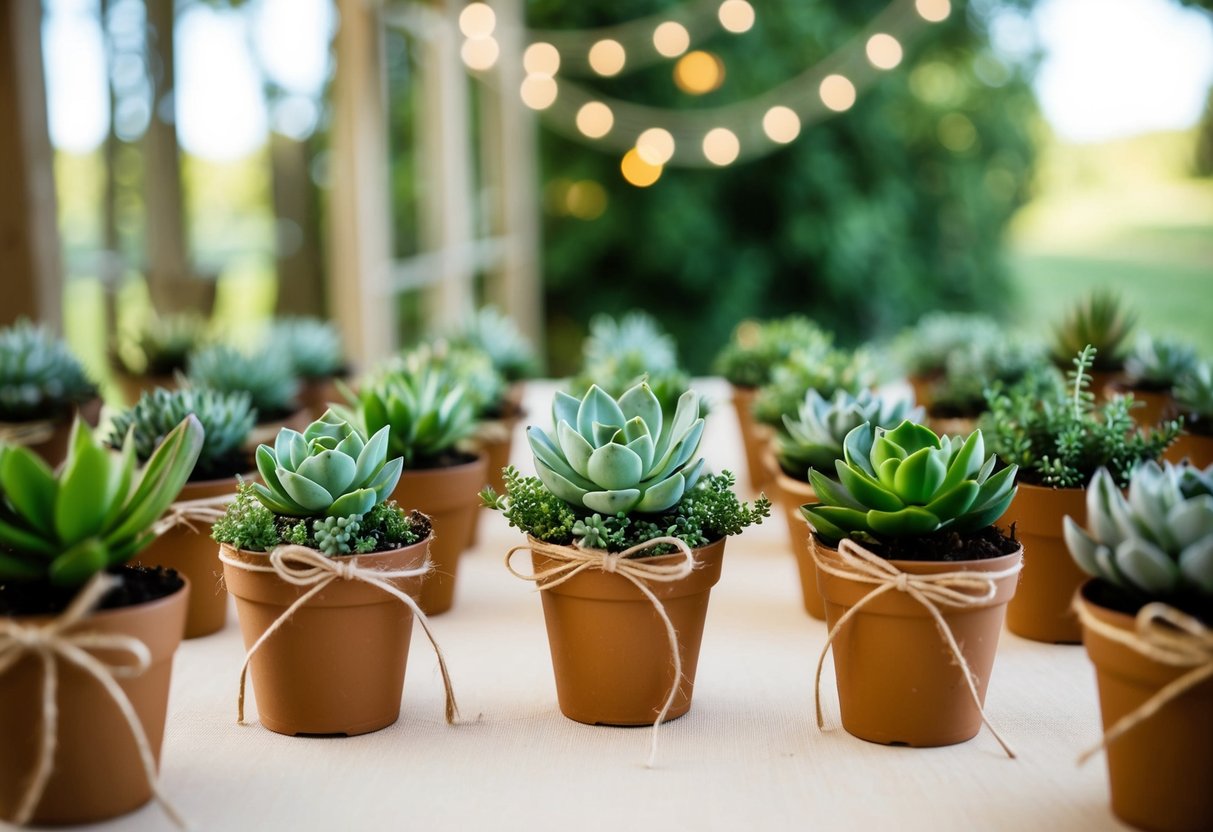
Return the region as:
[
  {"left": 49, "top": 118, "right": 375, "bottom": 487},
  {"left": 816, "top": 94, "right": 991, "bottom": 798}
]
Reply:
[
  {"left": 187, "top": 343, "right": 306, "bottom": 448},
  {"left": 983, "top": 346, "right": 1180, "bottom": 643},
  {"left": 769, "top": 389, "right": 923, "bottom": 619},
  {"left": 448, "top": 305, "right": 540, "bottom": 414},
  {"left": 926, "top": 336, "right": 1048, "bottom": 436},
  {"left": 113, "top": 312, "right": 208, "bottom": 405},
  {"left": 0, "top": 416, "right": 202, "bottom": 825},
  {"left": 483, "top": 382, "right": 769, "bottom": 757},
  {"left": 801, "top": 420, "right": 1021, "bottom": 750},
  {"left": 752, "top": 345, "right": 875, "bottom": 440},
  {"left": 1167, "top": 361, "right": 1213, "bottom": 467},
  {"left": 714, "top": 316, "right": 833, "bottom": 490},
  {"left": 345, "top": 359, "right": 484, "bottom": 614},
  {"left": 1064, "top": 462, "right": 1212, "bottom": 832},
  {"left": 1049, "top": 290, "right": 1136, "bottom": 400},
  {"left": 570, "top": 311, "right": 693, "bottom": 419},
  {"left": 0, "top": 321, "right": 101, "bottom": 466},
  {"left": 262, "top": 317, "right": 350, "bottom": 420},
  {"left": 893, "top": 312, "right": 1002, "bottom": 412},
  {"left": 105, "top": 388, "right": 255, "bottom": 638},
  {"left": 1109, "top": 334, "right": 1199, "bottom": 427},
  {"left": 213, "top": 411, "right": 452, "bottom": 736}
]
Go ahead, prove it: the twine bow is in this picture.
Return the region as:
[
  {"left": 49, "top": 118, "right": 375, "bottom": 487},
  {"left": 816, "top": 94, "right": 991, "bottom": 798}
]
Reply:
[
  {"left": 0, "top": 420, "right": 57, "bottom": 448},
  {"left": 217, "top": 545, "right": 459, "bottom": 725},
  {"left": 0, "top": 574, "right": 184, "bottom": 828},
  {"left": 506, "top": 535, "right": 696, "bottom": 768},
  {"left": 811, "top": 537, "right": 1023, "bottom": 759},
  {"left": 1073, "top": 600, "right": 1213, "bottom": 765},
  {"left": 152, "top": 494, "right": 235, "bottom": 537}
]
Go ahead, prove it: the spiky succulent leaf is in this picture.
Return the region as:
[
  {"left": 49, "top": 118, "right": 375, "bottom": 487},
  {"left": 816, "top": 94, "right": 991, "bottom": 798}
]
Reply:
[
  {"left": 0, "top": 320, "right": 98, "bottom": 422},
  {"left": 187, "top": 344, "right": 300, "bottom": 419},
  {"left": 777, "top": 388, "right": 923, "bottom": 477}
]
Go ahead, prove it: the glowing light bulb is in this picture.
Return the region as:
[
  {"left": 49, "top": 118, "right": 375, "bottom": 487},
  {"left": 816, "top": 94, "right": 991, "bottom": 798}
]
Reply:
[
  {"left": 458, "top": 3, "right": 496, "bottom": 38},
  {"left": 718, "top": 0, "right": 755, "bottom": 34},
  {"left": 653, "top": 21, "right": 690, "bottom": 58},
  {"left": 819, "top": 74, "right": 856, "bottom": 112},
  {"left": 762, "top": 106, "right": 800, "bottom": 144},
  {"left": 461, "top": 37, "right": 499, "bottom": 71},
  {"left": 589, "top": 39, "right": 626, "bottom": 77},
  {"left": 674, "top": 51, "right": 724, "bottom": 95},
  {"left": 520, "top": 75, "right": 558, "bottom": 110},
  {"left": 621, "top": 148, "right": 662, "bottom": 187},
  {"left": 524, "top": 43, "right": 560, "bottom": 76},
  {"left": 702, "top": 128, "right": 739, "bottom": 165},
  {"left": 915, "top": 0, "right": 951, "bottom": 23},
  {"left": 865, "top": 33, "right": 902, "bottom": 70},
  {"left": 636, "top": 128, "right": 675, "bottom": 165},
  {"left": 576, "top": 102, "right": 614, "bottom": 139}
]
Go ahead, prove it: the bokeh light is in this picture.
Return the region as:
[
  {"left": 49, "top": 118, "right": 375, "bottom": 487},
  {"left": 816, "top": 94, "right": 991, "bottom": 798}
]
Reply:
[
  {"left": 576, "top": 102, "right": 614, "bottom": 139},
  {"left": 461, "top": 37, "right": 499, "bottom": 71},
  {"left": 718, "top": 0, "right": 755, "bottom": 34},
  {"left": 636, "top": 128, "right": 676, "bottom": 165},
  {"left": 702, "top": 127, "right": 740, "bottom": 165},
  {"left": 523, "top": 43, "right": 560, "bottom": 76},
  {"left": 520, "top": 75, "right": 558, "bottom": 110},
  {"left": 674, "top": 51, "right": 724, "bottom": 95},
  {"left": 621, "top": 148, "right": 663, "bottom": 187},
  {"left": 458, "top": 3, "right": 496, "bottom": 38},
  {"left": 865, "top": 34, "right": 903, "bottom": 70},
  {"left": 653, "top": 22, "right": 691, "bottom": 58},
  {"left": 915, "top": 0, "right": 951, "bottom": 23},
  {"left": 819, "top": 74, "right": 857, "bottom": 112},
  {"left": 589, "top": 39, "right": 627, "bottom": 77},
  {"left": 762, "top": 106, "right": 801, "bottom": 144}
]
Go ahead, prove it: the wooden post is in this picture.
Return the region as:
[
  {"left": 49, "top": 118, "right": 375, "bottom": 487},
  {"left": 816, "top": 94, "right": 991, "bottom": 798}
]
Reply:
[
  {"left": 0, "top": 1, "right": 64, "bottom": 330},
  {"left": 328, "top": 0, "right": 395, "bottom": 367},
  {"left": 271, "top": 132, "right": 326, "bottom": 317}
]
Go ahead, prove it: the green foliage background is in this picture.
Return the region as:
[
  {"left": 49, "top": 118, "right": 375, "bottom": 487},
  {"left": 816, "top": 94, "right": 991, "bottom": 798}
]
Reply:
[{"left": 530, "top": 0, "right": 1039, "bottom": 373}]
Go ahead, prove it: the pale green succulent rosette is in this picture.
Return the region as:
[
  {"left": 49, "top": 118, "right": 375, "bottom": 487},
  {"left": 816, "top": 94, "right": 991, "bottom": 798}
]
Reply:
[
  {"left": 527, "top": 382, "right": 706, "bottom": 515},
  {"left": 253, "top": 410, "right": 402, "bottom": 519}
]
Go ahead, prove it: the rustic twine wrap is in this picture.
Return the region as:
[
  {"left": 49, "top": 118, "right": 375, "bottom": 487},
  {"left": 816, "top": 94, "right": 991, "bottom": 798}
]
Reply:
[
  {"left": 1073, "top": 599, "right": 1213, "bottom": 765},
  {"left": 216, "top": 544, "right": 459, "bottom": 725},
  {"left": 811, "top": 537, "right": 1022, "bottom": 759},
  {"left": 506, "top": 535, "right": 697, "bottom": 768},
  {"left": 151, "top": 494, "right": 235, "bottom": 537},
  {"left": 0, "top": 574, "right": 184, "bottom": 828},
  {"left": 0, "top": 420, "right": 57, "bottom": 448}
]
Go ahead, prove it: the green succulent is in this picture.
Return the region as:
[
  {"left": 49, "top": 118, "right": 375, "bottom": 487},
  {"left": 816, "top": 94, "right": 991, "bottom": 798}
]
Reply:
[
  {"left": 894, "top": 312, "right": 1003, "bottom": 377},
  {"left": 713, "top": 316, "right": 834, "bottom": 388},
  {"left": 801, "top": 421, "right": 1018, "bottom": 544},
  {"left": 528, "top": 382, "right": 705, "bottom": 515},
  {"left": 106, "top": 387, "right": 255, "bottom": 481},
  {"left": 572, "top": 312, "right": 695, "bottom": 416},
  {"left": 347, "top": 363, "right": 478, "bottom": 468},
  {"left": 263, "top": 317, "right": 346, "bottom": 379},
  {"left": 448, "top": 306, "right": 539, "bottom": 382},
  {"left": 930, "top": 336, "right": 1049, "bottom": 418},
  {"left": 187, "top": 344, "right": 300, "bottom": 420},
  {"left": 252, "top": 410, "right": 402, "bottom": 519},
  {"left": 777, "top": 389, "right": 924, "bottom": 478},
  {"left": 0, "top": 320, "right": 98, "bottom": 422},
  {"left": 1123, "top": 334, "right": 1200, "bottom": 390},
  {"left": 389, "top": 343, "right": 506, "bottom": 420},
  {"left": 1175, "top": 362, "right": 1213, "bottom": 423},
  {"left": 0, "top": 415, "right": 204, "bottom": 586},
  {"left": 753, "top": 346, "right": 875, "bottom": 427},
  {"left": 1065, "top": 462, "right": 1213, "bottom": 603},
  {"left": 117, "top": 312, "right": 209, "bottom": 376},
  {"left": 1050, "top": 290, "right": 1136, "bottom": 372}
]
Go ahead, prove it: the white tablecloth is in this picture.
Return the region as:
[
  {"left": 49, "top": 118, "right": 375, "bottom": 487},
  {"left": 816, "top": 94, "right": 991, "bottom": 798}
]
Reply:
[{"left": 78, "top": 380, "right": 1123, "bottom": 831}]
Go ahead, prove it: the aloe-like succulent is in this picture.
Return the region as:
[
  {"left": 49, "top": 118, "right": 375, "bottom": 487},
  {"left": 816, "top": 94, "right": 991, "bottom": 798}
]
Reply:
[
  {"left": 116, "top": 312, "right": 208, "bottom": 376},
  {"left": 348, "top": 363, "right": 478, "bottom": 468},
  {"left": 801, "top": 421, "right": 1018, "bottom": 544},
  {"left": 263, "top": 317, "right": 346, "bottom": 379},
  {"left": 572, "top": 312, "right": 693, "bottom": 416},
  {"left": 391, "top": 343, "right": 506, "bottom": 420},
  {"left": 187, "top": 344, "right": 300, "bottom": 420},
  {"left": 1175, "top": 362, "right": 1213, "bottom": 423},
  {"left": 1050, "top": 290, "right": 1136, "bottom": 372},
  {"left": 713, "top": 316, "right": 834, "bottom": 388},
  {"left": 894, "top": 312, "right": 1004, "bottom": 377},
  {"left": 448, "top": 306, "right": 539, "bottom": 382},
  {"left": 0, "top": 320, "right": 99, "bottom": 423},
  {"left": 777, "top": 389, "right": 924, "bottom": 478},
  {"left": 252, "top": 410, "right": 402, "bottom": 518},
  {"left": 106, "top": 387, "right": 255, "bottom": 480},
  {"left": 1123, "top": 334, "right": 1200, "bottom": 390},
  {"left": 528, "top": 382, "right": 705, "bottom": 515},
  {"left": 1064, "top": 462, "right": 1213, "bottom": 600},
  {"left": 0, "top": 416, "right": 203, "bottom": 586}
]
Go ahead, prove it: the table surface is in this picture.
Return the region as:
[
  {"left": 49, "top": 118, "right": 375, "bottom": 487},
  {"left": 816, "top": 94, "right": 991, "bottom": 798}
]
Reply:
[{"left": 77, "top": 380, "right": 1125, "bottom": 831}]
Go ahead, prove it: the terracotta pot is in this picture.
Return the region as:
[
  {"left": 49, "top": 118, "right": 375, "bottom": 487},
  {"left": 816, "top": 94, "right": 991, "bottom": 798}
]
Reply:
[
  {"left": 816, "top": 540, "right": 1022, "bottom": 746},
  {"left": 531, "top": 538, "right": 726, "bottom": 725},
  {"left": 220, "top": 538, "right": 429, "bottom": 736},
  {"left": 1105, "top": 380, "right": 1173, "bottom": 428},
  {"left": 762, "top": 452, "right": 825, "bottom": 619},
  {"left": 928, "top": 415, "right": 977, "bottom": 437},
  {"left": 504, "top": 381, "right": 526, "bottom": 414},
  {"left": 1000, "top": 482, "right": 1088, "bottom": 644},
  {"left": 907, "top": 372, "right": 940, "bottom": 411},
  {"left": 469, "top": 414, "right": 520, "bottom": 549},
  {"left": 730, "top": 384, "right": 771, "bottom": 491},
  {"left": 0, "top": 582, "right": 188, "bottom": 825},
  {"left": 1077, "top": 584, "right": 1213, "bottom": 832},
  {"left": 1163, "top": 429, "right": 1213, "bottom": 468},
  {"left": 390, "top": 452, "right": 488, "bottom": 614},
  {"left": 244, "top": 407, "right": 312, "bottom": 452},
  {"left": 297, "top": 375, "right": 347, "bottom": 421},
  {"left": 134, "top": 476, "right": 239, "bottom": 638},
  {"left": 113, "top": 371, "right": 177, "bottom": 407}
]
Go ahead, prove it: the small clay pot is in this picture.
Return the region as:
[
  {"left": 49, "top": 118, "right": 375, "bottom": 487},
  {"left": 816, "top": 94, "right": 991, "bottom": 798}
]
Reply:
[
  {"left": 927, "top": 415, "right": 977, "bottom": 437},
  {"left": 530, "top": 537, "right": 726, "bottom": 725},
  {"left": 816, "top": 539, "right": 1021, "bottom": 747},
  {"left": 1000, "top": 482, "right": 1088, "bottom": 644},
  {"left": 113, "top": 371, "right": 177, "bottom": 407},
  {"left": 468, "top": 412, "right": 521, "bottom": 549},
  {"left": 1164, "top": 429, "right": 1213, "bottom": 468},
  {"left": 134, "top": 476, "right": 240, "bottom": 638},
  {"left": 1105, "top": 380, "right": 1173, "bottom": 428},
  {"left": 730, "top": 384, "right": 771, "bottom": 491},
  {"left": 221, "top": 538, "right": 429, "bottom": 736},
  {"left": 390, "top": 452, "right": 489, "bottom": 614},
  {"left": 1077, "top": 584, "right": 1213, "bottom": 832},
  {"left": 0, "top": 582, "right": 188, "bottom": 825},
  {"left": 504, "top": 381, "right": 527, "bottom": 414},
  {"left": 762, "top": 452, "right": 824, "bottom": 619},
  {"left": 296, "top": 374, "right": 347, "bottom": 421}
]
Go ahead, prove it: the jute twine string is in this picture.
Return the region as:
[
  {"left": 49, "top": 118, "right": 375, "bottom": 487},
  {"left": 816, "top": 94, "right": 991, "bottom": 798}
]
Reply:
[
  {"left": 1073, "top": 600, "right": 1213, "bottom": 765},
  {"left": 216, "top": 544, "right": 459, "bottom": 725},
  {"left": 506, "top": 535, "right": 696, "bottom": 768},
  {"left": 0, "top": 574, "right": 185, "bottom": 828},
  {"left": 151, "top": 494, "right": 235, "bottom": 537},
  {"left": 0, "top": 420, "right": 57, "bottom": 447},
  {"left": 810, "top": 536, "right": 1023, "bottom": 759}
]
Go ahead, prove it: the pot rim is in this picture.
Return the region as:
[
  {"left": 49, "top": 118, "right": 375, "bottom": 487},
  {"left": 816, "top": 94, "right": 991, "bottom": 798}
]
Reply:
[
  {"left": 812, "top": 533, "right": 1025, "bottom": 573},
  {"left": 219, "top": 532, "right": 434, "bottom": 564},
  {"left": 7, "top": 576, "right": 190, "bottom": 625},
  {"left": 398, "top": 448, "right": 488, "bottom": 476},
  {"left": 524, "top": 533, "right": 726, "bottom": 566}
]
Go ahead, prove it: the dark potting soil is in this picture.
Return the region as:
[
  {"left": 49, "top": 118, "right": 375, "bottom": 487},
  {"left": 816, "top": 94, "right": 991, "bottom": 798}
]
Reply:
[
  {"left": 861, "top": 524, "right": 1020, "bottom": 563},
  {"left": 1184, "top": 415, "right": 1213, "bottom": 439},
  {"left": 0, "top": 566, "right": 184, "bottom": 617},
  {"left": 1084, "top": 579, "right": 1213, "bottom": 627}
]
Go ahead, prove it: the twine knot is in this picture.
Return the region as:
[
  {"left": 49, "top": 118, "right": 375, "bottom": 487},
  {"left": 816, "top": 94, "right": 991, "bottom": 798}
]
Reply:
[
  {"left": 810, "top": 536, "right": 1022, "bottom": 759},
  {"left": 218, "top": 543, "right": 459, "bottom": 726},
  {"left": 506, "top": 535, "right": 697, "bottom": 768},
  {"left": 0, "top": 574, "right": 184, "bottom": 828},
  {"left": 151, "top": 494, "right": 235, "bottom": 538}
]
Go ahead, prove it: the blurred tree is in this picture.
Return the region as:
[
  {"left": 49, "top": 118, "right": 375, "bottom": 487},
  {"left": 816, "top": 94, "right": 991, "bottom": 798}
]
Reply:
[
  {"left": 1196, "top": 85, "right": 1213, "bottom": 177},
  {"left": 528, "top": 0, "right": 1040, "bottom": 373}
]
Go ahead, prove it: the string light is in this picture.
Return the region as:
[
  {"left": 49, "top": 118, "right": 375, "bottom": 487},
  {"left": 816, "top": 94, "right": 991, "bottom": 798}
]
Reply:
[
  {"left": 819, "top": 74, "right": 856, "bottom": 112},
  {"left": 576, "top": 102, "right": 614, "bottom": 138},
  {"left": 524, "top": 42, "right": 561, "bottom": 75},
  {"left": 674, "top": 51, "right": 724, "bottom": 95},
  {"left": 915, "top": 0, "right": 951, "bottom": 23},
  {"left": 865, "top": 33, "right": 903, "bottom": 69},
  {"left": 621, "top": 148, "right": 662, "bottom": 187},
  {"left": 589, "top": 39, "right": 627, "bottom": 77},
  {"left": 718, "top": 0, "right": 755, "bottom": 34},
  {"left": 702, "top": 128, "right": 740, "bottom": 165},
  {"left": 461, "top": 38, "right": 499, "bottom": 71},
  {"left": 762, "top": 106, "right": 801, "bottom": 143},
  {"left": 653, "top": 21, "right": 691, "bottom": 58},
  {"left": 636, "top": 128, "right": 675, "bottom": 165},
  {"left": 458, "top": 3, "right": 496, "bottom": 38},
  {"left": 520, "top": 75, "right": 558, "bottom": 110}
]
